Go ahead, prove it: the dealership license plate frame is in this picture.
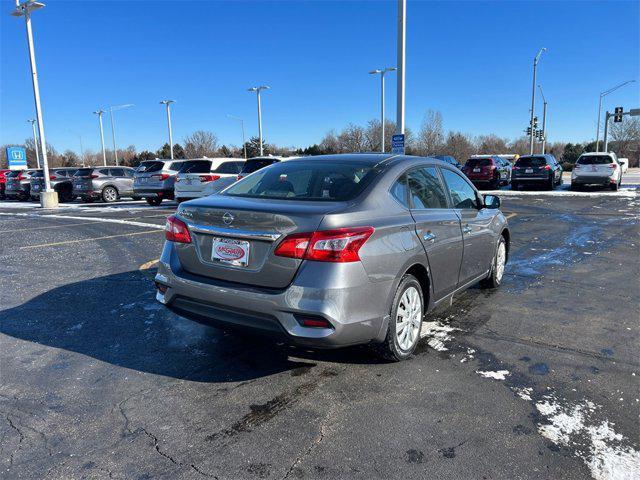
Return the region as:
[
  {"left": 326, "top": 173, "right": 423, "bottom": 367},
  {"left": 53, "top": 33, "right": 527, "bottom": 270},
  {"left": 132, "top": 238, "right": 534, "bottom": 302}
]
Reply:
[{"left": 211, "top": 237, "right": 250, "bottom": 267}]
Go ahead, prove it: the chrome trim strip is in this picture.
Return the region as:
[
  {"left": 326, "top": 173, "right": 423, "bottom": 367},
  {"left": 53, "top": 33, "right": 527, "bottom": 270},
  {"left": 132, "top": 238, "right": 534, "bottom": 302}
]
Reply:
[{"left": 187, "top": 223, "right": 282, "bottom": 242}]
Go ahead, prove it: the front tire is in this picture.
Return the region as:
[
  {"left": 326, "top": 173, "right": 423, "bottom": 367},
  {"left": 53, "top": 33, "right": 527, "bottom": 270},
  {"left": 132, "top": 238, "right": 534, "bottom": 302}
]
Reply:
[
  {"left": 481, "top": 236, "right": 507, "bottom": 289},
  {"left": 102, "top": 186, "right": 119, "bottom": 203},
  {"left": 374, "top": 275, "right": 424, "bottom": 362}
]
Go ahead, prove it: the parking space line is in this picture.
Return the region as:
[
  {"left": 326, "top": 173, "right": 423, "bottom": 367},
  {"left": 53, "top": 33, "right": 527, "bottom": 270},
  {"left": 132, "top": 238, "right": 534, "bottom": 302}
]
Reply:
[
  {"left": 505, "top": 213, "right": 517, "bottom": 220},
  {"left": 0, "top": 212, "right": 164, "bottom": 229},
  {"left": 19, "top": 230, "right": 161, "bottom": 250},
  {"left": 139, "top": 259, "right": 159, "bottom": 271}
]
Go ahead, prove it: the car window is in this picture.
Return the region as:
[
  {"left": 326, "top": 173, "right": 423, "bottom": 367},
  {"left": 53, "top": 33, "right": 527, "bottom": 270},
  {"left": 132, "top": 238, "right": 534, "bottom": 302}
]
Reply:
[
  {"left": 441, "top": 168, "right": 478, "bottom": 209},
  {"left": 179, "top": 160, "right": 212, "bottom": 173},
  {"left": 110, "top": 168, "right": 125, "bottom": 177},
  {"left": 406, "top": 167, "right": 448, "bottom": 209},
  {"left": 241, "top": 158, "right": 277, "bottom": 174},
  {"left": 168, "top": 162, "right": 183, "bottom": 172},
  {"left": 214, "top": 161, "right": 244, "bottom": 174},
  {"left": 465, "top": 158, "right": 492, "bottom": 168},
  {"left": 136, "top": 161, "right": 164, "bottom": 173},
  {"left": 390, "top": 176, "right": 409, "bottom": 208},
  {"left": 515, "top": 156, "right": 546, "bottom": 167},
  {"left": 576, "top": 155, "right": 614, "bottom": 165},
  {"left": 124, "top": 169, "right": 134, "bottom": 177},
  {"left": 74, "top": 168, "right": 93, "bottom": 177}
]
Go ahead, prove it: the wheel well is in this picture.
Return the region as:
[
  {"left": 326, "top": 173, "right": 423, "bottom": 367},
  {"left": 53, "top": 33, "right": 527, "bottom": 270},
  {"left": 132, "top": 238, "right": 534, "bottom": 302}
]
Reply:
[
  {"left": 404, "top": 263, "right": 431, "bottom": 302},
  {"left": 103, "top": 185, "right": 118, "bottom": 192}
]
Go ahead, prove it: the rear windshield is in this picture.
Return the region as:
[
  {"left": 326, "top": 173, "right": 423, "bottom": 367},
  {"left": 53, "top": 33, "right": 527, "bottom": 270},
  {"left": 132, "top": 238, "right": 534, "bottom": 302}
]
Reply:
[
  {"left": 577, "top": 155, "right": 614, "bottom": 165},
  {"left": 241, "top": 158, "right": 278, "bottom": 174},
  {"left": 179, "top": 160, "right": 211, "bottom": 173},
  {"left": 74, "top": 168, "right": 94, "bottom": 177},
  {"left": 225, "top": 161, "right": 378, "bottom": 201},
  {"left": 136, "top": 161, "right": 164, "bottom": 173},
  {"left": 31, "top": 171, "right": 44, "bottom": 177},
  {"left": 465, "top": 158, "right": 493, "bottom": 167},
  {"left": 516, "top": 156, "right": 547, "bottom": 167},
  {"left": 6, "top": 170, "right": 22, "bottom": 177}
]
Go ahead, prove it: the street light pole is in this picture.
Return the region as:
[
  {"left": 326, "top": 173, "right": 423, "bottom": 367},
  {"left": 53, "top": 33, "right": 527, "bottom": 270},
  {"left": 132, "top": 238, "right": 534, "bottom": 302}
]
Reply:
[
  {"left": 247, "top": 86, "right": 270, "bottom": 156},
  {"left": 159, "top": 100, "right": 175, "bottom": 159},
  {"left": 227, "top": 115, "right": 247, "bottom": 159},
  {"left": 529, "top": 47, "right": 546, "bottom": 155},
  {"left": 538, "top": 85, "right": 547, "bottom": 154},
  {"left": 12, "top": 0, "right": 56, "bottom": 206},
  {"left": 27, "top": 118, "right": 40, "bottom": 168},
  {"left": 369, "top": 67, "right": 397, "bottom": 152},
  {"left": 595, "top": 80, "right": 635, "bottom": 152},
  {"left": 108, "top": 103, "right": 133, "bottom": 165},
  {"left": 93, "top": 109, "right": 107, "bottom": 166},
  {"left": 396, "top": 0, "right": 406, "bottom": 137}
]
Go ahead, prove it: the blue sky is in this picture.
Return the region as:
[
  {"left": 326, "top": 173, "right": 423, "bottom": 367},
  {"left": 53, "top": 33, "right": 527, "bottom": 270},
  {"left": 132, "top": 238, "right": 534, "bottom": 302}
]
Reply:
[{"left": 1, "top": 0, "right": 638, "bottom": 153}]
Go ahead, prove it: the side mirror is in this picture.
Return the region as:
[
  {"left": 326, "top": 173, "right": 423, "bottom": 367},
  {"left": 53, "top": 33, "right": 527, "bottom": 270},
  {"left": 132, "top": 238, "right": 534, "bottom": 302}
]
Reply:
[{"left": 483, "top": 194, "right": 501, "bottom": 209}]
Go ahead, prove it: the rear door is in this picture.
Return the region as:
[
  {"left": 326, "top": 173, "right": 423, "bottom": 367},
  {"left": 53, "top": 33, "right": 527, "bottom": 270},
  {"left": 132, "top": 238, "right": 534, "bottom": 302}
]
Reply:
[
  {"left": 440, "top": 168, "right": 495, "bottom": 285},
  {"left": 109, "top": 168, "right": 128, "bottom": 194},
  {"left": 406, "top": 166, "right": 463, "bottom": 300}
]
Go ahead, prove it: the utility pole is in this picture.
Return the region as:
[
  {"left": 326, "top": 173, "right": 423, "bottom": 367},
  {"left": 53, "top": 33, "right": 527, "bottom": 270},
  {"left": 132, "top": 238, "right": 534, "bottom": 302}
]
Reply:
[
  {"left": 108, "top": 104, "right": 133, "bottom": 165},
  {"left": 27, "top": 118, "right": 40, "bottom": 168},
  {"left": 369, "top": 68, "right": 396, "bottom": 152},
  {"left": 538, "top": 85, "right": 547, "bottom": 154},
  {"left": 159, "top": 100, "right": 175, "bottom": 159},
  {"left": 529, "top": 48, "right": 546, "bottom": 155},
  {"left": 93, "top": 109, "right": 107, "bottom": 166},
  {"left": 247, "top": 86, "right": 270, "bottom": 156},
  {"left": 227, "top": 115, "right": 247, "bottom": 159},
  {"left": 396, "top": 0, "right": 406, "bottom": 137},
  {"left": 12, "top": 0, "right": 57, "bottom": 207}
]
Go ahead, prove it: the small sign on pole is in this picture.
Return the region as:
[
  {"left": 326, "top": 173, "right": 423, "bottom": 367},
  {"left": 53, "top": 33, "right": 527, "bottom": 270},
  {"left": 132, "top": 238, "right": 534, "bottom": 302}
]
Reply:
[
  {"left": 629, "top": 108, "right": 640, "bottom": 117},
  {"left": 391, "top": 134, "right": 405, "bottom": 154},
  {"left": 6, "top": 147, "right": 27, "bottom": 170}
]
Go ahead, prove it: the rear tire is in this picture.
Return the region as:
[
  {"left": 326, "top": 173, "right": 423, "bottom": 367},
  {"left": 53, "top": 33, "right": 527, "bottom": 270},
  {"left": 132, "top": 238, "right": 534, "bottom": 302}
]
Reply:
[
  {"left": 610, "top": 181, "right": 619, "bottom": 191},
  {"left": 374, "top": 275, "right": 424, "bottom": 362},
  {"left": 146, "top": 197, "right": 162, "bottom": 206},
  {"left": 546, "top": 177, "right": 555, "bottom": 190},
  {"left": 481, "top": 236, "right": 507, "bottom": 289},
  {"left": 132, "top": 196, "right": 143, "bottom": 201},
  {"left": 102, "top": 186, "right": 119, "bottom": 203}
]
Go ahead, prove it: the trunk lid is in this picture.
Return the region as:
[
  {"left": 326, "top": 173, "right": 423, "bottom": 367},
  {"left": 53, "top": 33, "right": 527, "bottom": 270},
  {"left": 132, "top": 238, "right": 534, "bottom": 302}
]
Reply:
[{"left": 175, "top": 195, "right": 342, "bottom": 288}]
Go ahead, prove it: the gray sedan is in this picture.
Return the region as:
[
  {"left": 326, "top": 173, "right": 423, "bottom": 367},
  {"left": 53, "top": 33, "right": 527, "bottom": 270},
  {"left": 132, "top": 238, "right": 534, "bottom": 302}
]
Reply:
[{"left": 155, "top": 154, "right": 510, "bottom": 361}]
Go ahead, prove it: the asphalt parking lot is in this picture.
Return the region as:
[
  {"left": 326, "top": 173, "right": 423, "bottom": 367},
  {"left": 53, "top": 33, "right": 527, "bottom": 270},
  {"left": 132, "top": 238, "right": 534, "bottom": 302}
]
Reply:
[{"left": 1, "top": 181, "right": 638, "bottom": 479}]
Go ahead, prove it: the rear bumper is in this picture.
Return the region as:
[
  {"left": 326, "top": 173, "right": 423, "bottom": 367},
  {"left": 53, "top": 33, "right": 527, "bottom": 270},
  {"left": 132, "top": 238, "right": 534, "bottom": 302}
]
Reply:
[
  {"left": 571, "top": 175, "right": 615, "bottom": 186},
  {"left": 155, "top": 241, "right": 391, "bottom": 348},
  {"left": 134, "top": 187, "right": 174, "bottom": 199},
  {"left": 512, "top": 175, "right": 550, "bottom": 182}
]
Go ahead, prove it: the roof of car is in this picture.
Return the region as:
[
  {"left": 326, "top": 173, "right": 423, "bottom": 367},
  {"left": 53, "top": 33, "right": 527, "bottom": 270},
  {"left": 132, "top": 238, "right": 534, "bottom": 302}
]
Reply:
[{"left": 579, "top": 152, "right": 615, "bottom": 157}]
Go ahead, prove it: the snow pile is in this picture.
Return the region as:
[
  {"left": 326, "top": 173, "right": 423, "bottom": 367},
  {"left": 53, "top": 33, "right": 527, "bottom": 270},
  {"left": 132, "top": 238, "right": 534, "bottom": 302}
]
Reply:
[
  {"left": 419, "top": 320, "right": 458, "bottom": 351},
  {"left": 535, "top": 395, "right": 640, "bottom": 480},
  {"left": 476, "top": 369, "right": 510, "bottom": 380}
]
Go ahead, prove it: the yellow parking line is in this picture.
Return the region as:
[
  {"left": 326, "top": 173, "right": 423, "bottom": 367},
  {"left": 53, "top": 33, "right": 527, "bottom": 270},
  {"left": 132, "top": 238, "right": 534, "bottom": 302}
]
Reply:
[
  {"left": 19, "top": 230, "right": 161, "bottom": 250},
  {"left": 139, "top": 259, "right": 159, "bottom": 271},
  {"left": 505, "top": 213, "right": 518, "bottom": 219}
]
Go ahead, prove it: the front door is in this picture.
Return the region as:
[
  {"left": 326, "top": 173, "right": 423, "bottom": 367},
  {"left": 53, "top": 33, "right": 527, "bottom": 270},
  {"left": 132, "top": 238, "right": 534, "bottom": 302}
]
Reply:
[
  {"left": 440, "top": 168, "right": 495, "bottom": 286},
  {"left": 406, "top": 166, "right": 464, "bottom": 301}
]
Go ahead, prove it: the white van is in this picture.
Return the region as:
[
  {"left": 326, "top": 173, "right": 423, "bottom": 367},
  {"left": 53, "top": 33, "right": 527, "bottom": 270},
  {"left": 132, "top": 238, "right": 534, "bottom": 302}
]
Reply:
[{"left": 174, "top": 158, "right": 245, "bottom": 203}]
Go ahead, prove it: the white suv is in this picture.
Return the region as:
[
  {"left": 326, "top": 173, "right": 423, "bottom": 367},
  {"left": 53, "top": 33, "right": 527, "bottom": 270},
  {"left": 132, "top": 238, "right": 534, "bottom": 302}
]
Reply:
[
  {"left": 174, "top": 158, "right": 245, "bottom": 203},
  {"left": 571, "top": 152, "right": 622, "bottom": 191}
]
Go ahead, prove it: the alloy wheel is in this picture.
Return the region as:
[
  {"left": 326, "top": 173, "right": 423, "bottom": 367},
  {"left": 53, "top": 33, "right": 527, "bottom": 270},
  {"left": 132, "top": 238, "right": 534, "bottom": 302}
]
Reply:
[{"left": 396, "top": 286, "right": 422, "bottom": 351}]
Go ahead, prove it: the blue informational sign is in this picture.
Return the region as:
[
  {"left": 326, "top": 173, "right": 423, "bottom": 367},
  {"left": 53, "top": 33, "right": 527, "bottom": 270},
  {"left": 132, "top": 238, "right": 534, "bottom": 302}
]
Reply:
[
  {"left": 391, "top": 134, "right": 405, "bottom": 154},
  {"left": 6, "top": 147, "right": 27, "bottom": 170}
]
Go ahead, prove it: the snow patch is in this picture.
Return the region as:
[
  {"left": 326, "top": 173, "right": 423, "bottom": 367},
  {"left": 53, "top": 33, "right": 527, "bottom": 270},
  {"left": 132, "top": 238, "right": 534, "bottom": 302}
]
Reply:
[
  {"left": 476, "top": 369, "right": 510, "bottom": 380},
  {"left": 419, "top": 320, "right": 458, "bottom": 351},
  {"left": 514, "top": 387, "right": 533, "bottom": 401}
]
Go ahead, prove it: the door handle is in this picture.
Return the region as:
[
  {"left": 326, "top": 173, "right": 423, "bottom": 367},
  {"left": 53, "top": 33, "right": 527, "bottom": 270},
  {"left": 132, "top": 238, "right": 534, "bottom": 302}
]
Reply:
[
  {"left": 423, "top": 232, "right": 436, "bottom": 242},
  {"left": 462, "top": 225, "right": 472, "bottom": 234}
]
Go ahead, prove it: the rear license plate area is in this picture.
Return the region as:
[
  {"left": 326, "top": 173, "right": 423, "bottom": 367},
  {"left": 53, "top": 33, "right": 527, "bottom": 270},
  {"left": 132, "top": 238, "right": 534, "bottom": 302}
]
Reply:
[{"left": 211, "top": 237, "right": 250, "bottom": 267}]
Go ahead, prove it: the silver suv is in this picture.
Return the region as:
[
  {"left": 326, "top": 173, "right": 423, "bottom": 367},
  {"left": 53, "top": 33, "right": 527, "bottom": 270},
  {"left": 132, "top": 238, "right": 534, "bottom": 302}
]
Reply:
[
  {"left": 30, "top": 167, "right": 77, "bottom": 202},
  {"left": 155, "top": 154, "right": 510, "bottom": 361},
  {"left": 5, "top": 169, "right": 39, "bottom": 200},
  {"left": 72, "top": 167, "right": 137, "bottom": 203},
  {"left": 133, "top": 159, "right": 185, "bottom": 206}
]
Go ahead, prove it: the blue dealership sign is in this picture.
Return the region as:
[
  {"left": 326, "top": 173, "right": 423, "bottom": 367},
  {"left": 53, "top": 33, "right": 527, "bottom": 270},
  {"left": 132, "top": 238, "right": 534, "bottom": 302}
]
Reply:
[
  {"left": 391, "top": 134, "right": 405, "bottom": 154},
  {"left": 6, "top": 147, "right": 27, "bottom": 170}
]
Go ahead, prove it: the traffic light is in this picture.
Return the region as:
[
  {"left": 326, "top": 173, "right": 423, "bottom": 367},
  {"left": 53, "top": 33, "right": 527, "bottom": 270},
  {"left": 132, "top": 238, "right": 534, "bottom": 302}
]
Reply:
[
  {"left": 614, "top": 107, "right": 623, "bottom": 123},
  {"left": 526, "top": 126, "right": 532, "bottom": 136},
  {"left": 533, "top": 116, "right": 538, "bottom": 129}
]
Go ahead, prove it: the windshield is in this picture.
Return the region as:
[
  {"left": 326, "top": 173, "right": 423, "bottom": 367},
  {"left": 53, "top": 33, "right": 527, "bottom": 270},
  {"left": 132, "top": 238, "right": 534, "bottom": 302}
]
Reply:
[
  {"left": 74, "top": 168, "right": 94, "bottom": 177},
  {"left": 225, "top": 161, "right": 379, "bottom": 201},
  {"left": 241, "top": 158, "right": 278, "bottom": 174},
  {"left": 516, "top": 156, "right": 546, "bottom": 167},
  {"left": 577, "top": 155, "right": 614, "bottom": 165},
  {"left": 179, "top": 160, "right": 211, "bottom": 173}
]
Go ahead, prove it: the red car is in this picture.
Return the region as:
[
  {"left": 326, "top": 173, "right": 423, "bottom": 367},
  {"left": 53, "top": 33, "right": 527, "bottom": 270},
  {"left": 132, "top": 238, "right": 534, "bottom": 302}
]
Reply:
[
  {"left": 0, "top": 169, "right": 11, "bottom": 200},
  {"left": 462, "top": 156, "right": 512, "bottom": 189}
]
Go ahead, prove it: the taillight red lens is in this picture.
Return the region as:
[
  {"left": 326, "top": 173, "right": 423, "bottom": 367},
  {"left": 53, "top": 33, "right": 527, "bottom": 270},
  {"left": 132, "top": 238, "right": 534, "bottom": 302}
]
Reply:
[
  {"left": 91, "top": 174, "right": 99, "bottom": 179},
  {"left": 165, "top": 215, "right": 191, "bottom": 243},
  {"left": 200, "top": 174, "right": 221, "bottom": 182},
  {"left": 298, "top": 317, "right": 333, "bottom": 328},
  {"left": 608, "top": 163, "right": 617, "bottom": 169},
  {"left": 275, "top": 227, "right": 374, "bottom": 263},
  {"left": 152, "top": 173, "right": 171, "bottom": 181},
  {"left": 17, "top": 173, "right": 24, "bottom": 181},
  {"left": 237, "top": 174, "right": 244, "bottom": 180},
  {"left": 542, "top": 165, "right": 551, "bottom": 170},
  {"left": 49, "top": 175, "right": 56, "bottom": 180}
]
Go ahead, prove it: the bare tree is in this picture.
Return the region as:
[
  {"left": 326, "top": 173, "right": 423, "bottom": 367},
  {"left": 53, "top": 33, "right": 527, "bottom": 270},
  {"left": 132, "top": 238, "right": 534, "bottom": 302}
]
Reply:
[
  {"left": 442, "top": 131, "right": 475, "bottom": 162},
  {"left": 610, "top": 117, "right": 640, "bottom": 166},
  {"left": 416, "top": 110, "right": 444, "bottom": 156},
  {"left": 183, "top": 130, "right": 219, "bottom": 158},
  {"left": 476, "top": 134, "right": 508, "bottom": 154},
  {"left": 319, "top": 130, "right": 340, "bottom": 154},
  {"left": 337, "top": 124, "right": 367, "bottom": 153}
]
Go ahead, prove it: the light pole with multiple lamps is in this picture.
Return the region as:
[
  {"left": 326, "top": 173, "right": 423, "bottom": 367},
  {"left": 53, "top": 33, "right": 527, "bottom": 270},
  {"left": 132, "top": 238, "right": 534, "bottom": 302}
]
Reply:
[
  {"left": 247, "top": 86, "right": 269, "bottom": 156},
  {"left": 27, "top": 118, "right": 40, "bottom": 168},
  {"left": 93, "top": 109, "right": 107, "bottom": 166},
  {"left": 537, "top": 85, "right": 547, "bottom": 154},
  {"left": 159, "top": 100, "right": 175, "bottom": 159},
  {"left": 11, "top": 0, "right": 56, "bottom": 206},
  {"left": 595, "top": 80, "right": 635, "bottom": 152},
  {"left": 528, "top": 47, "right": 546, "bottom": 155},
  {"left": 369, "top": 67, "right": 396, "bottom": 152},
  {"left": 108, "top": 104, "right": 133, "bottom": 165},
  {"left": 227, "top": 114, "right": 247, "bottom": 159}
]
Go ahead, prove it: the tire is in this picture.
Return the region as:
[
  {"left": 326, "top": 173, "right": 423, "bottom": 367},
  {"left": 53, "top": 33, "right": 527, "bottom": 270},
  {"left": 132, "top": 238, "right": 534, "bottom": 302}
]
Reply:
[
  {"left": 610, "top": 182, "right": 619, "bottom": 191},
  {"left": 546, "top": 176, "right": 555, "bottom": 190},
  {"left": 374, "top": 274, "right": 424, "bottom": 362},
  {"left": 102, "top": 186, "right": 119, "bottom": 203},
  {"left": 146, "top": 197, "right": 162, "bottom": 206},
  {"left": 570, "top": 183, "right": 579, "bottom": 191},
  {"left": 490, "top": 174, "right": 500, "bottom": 190},
  {"left": 481, "top": 236, "right": 507, "bottom": 289},
  {"left": 132, "top": 196, "right": 143, "bottom": 201}
]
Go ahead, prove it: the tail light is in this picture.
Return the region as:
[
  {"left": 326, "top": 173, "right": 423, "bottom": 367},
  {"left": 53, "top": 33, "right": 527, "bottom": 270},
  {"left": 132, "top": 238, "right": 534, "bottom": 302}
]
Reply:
[
  {"left": 200, "top": 174, "right": 221, "bottom": 182},
  {"left": 275, "top": 227, "right": 374, "bottom": 263},
  {"left": 152, "top": 173, "right": 171, "bottom": 181},
  {"left": 165, "top": 215, "right": 191, "bottom": 243},
  {"left": 91, "top": 174, "right": 99, "bottom": 179},
  {"left": 541, "top": 165, "right": 551, "bottom": 171},
  {"left": 17, "top": 173, "right": 25, "bottom": 181},
  {"left": 237, "top": 174, "right": 244, "bottom": 180},
  {"left": 608, "top": 163, "right": 617, "bottom": 169},
  {"left": 49, "top": 175, "right": 57, "bottom": 180},
  {"left": 295, "top": 315, "right": 333, "bottom": 329}
]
